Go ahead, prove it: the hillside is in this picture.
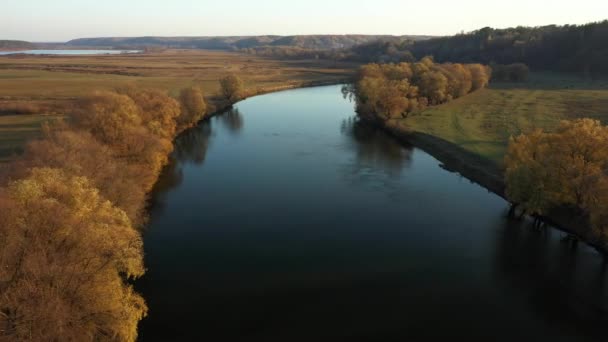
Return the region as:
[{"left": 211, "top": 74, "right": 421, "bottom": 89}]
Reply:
[
  {"left": 66, "top": 35, "right": 432, "bottom": 50},
  {"left": 0, "top": 40, "right": 35, "bottom": 50}
]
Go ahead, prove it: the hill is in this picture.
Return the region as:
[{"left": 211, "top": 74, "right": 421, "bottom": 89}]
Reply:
[
  {"left": 0, "top": 40, "right": 35, "bottom": 50},
  {"left": 66, "top": 35, "right": 432, "bottom": 50}
]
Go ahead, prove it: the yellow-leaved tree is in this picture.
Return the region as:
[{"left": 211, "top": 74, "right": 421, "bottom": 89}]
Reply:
[
  {"left": 505, "top": 119, "right": 608, "bottom": 240},
  {"left": 0, "top": 168, "right": 146, "bottom": 341}
]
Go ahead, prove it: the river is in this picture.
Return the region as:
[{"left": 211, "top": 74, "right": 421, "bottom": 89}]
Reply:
[{"left": 137, "top": 85, "right": 607, "bottom": 341}]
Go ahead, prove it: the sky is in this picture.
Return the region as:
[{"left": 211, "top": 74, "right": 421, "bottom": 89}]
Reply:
[{"left": 2, "top": 0, "right": 607, "bottom": 42}]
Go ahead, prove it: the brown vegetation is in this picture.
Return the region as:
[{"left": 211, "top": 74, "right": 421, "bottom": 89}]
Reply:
[
  {"left": 0, "top": 81, "right": 210, "bottom": 340},
  {"left": 505, "top": 119, "right": 608, "bottom": 242},
  {"left": 347, "top": 58, "right": 491, "bottom": 120},
  {"left": 219, "top": 74, "right": 245, "bottom": 103}
]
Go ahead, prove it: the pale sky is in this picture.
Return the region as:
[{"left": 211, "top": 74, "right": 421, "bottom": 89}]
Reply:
[{"left": 2, "top": 0, "right": 607, "bottom": 42}]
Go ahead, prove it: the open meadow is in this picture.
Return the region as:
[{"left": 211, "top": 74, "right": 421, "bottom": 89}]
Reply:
[
  {"left": 0, "top": 49, "right": 356, "bottom": 161},
  {"left": 398, "top": 72, "right": 608, "bottom": 165}
]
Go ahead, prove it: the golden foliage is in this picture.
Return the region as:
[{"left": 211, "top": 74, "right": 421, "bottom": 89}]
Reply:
[
  {"left": 0, "top": 168, "right": 146, "bottom": 341},
  {"left": 505, "top": 119, "right": 608, "bottom": 237},
  {"left": 74, "top": 91, "right": 142, "bottom": 145},
  {"left": 351, "top": 60, "right": 491, "bottom": 119},
  {"left": 119, "top": 87, "right": 181, "bottom": 139},
  {"left": 219, "top": 74, "right": 245, "bottom": 103},
  {"left": 0, "top": 84, "right": 212, "bottom": 340},
  {"left": 178, "top": 86, "right": 207, "bottom": 129},
  {"left": 17, "top": 129, "right": 149, "bottom": 225}
]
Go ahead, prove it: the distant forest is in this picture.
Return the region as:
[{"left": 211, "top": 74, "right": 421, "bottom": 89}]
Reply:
[
  {"left": 245, "top": 21, "right": 608, "bottom": 76},
  {"left": 408, "top": 21, "right": 608, "bottom": 75},
  {"left": 66, "top": 35, "right": 433, "bottom": 51}
]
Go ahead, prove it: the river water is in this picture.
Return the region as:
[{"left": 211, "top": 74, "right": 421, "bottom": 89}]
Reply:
[{"left": 138, "top": 85, "right": 607, "bottom": 341}]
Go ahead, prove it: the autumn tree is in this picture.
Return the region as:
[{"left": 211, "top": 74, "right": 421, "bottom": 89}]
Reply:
[
  {"left": 349, "top": 59, "right": 491, "bottom": 120},
  {"left": 73, "top": 91, "right": 142, "bottom": 146},
  {"left": 179, "top": 86, "right": 207, "bottom": 128},
  {"left": 0, "top": 168, "right": 146, "bottom": 341},
  {"left": 467, "top": 64, "right": 492, "bottom": 90},
  {"left": 119, "top": 87, "right": 181, "bottom": 139},
  {"left": 220, "top": 74, "right": 245, "bottom": 103},
  {"left": 17, "top": 128, "right": 149, "bottom": 225},
  {"left": 505, "top": 119, "right": 608, "bottom": 237}
]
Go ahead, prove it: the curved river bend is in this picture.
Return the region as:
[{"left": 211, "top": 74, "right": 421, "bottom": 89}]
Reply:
[{"left": 138, "top": 85, "right": 607, "bottom": 341}]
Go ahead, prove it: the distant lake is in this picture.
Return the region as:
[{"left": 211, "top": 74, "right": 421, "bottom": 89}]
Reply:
[
  {"left": 0, "top": 50, "right": 141, "bottom": 55},
  {"left": 138, "top": 85, "right": 608, "bottom": 341}
]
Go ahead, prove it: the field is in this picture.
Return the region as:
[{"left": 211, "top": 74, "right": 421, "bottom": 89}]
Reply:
[
  {"left": 396, "top": 72, "right": 608, "bottom": 165},
  {"left": 0, "top": 49, "right": 356, "bottom": 161},
  {"left": 4, "top": 53, "right": 608, "bottom": 168}
]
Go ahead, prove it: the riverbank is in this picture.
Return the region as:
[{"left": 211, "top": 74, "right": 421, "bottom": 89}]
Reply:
[
  {"left": 0, "top": 50, "right": 357, "bottom": 162},
  {"left": 139, "top": 83, "right": 608, "bottom": 341},
  {"left": 378, "top": 118, "right": 607, "bottom": 256}
]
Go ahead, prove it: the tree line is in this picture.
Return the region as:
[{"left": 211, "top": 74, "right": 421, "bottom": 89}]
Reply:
[
  {"left": 408, "top": 21, "right": 608, "bottom": 76},
  {"left": 0, "top": 75, "right": 244, "bottom": 340},
  {"left": 346, "top": 58, "right": 491, "bottom": 120},
  {"left": 242, "top": 21, "right": 608, "bottom": 77},
  {"left": 505, "top": 119, "right": 608, "bottom": 244}
]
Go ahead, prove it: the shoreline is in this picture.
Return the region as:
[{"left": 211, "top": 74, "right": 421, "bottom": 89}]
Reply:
[
  {"left": 164, "top": 80, "right": 607, "bottom": 257},
  {"left": 178, "top": 79, "right": 349, "bottom": 133},
  {"left": 378, "top": 118, "right": 607, "bottom": 256}
]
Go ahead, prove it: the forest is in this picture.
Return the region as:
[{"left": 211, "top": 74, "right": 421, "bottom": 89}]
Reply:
[
  {"left": 347, "top": 58, "right": 491, "bottom": 120},
  {"left": 0, "top": 76, "right": 244, "bottom": 340},
  {"left": 243, "top": 21, "right": 608, "bottom": 77},
  {"left": 404, "top": 21, "right": 608, "bottom": 76}
]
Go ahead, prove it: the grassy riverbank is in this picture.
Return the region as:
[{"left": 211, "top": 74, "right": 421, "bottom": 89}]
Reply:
[
  {"left": 0, "top": 49, "right": 356, "bottom": 162},
  {"left": 379, "top": 72, "right": 608, "bottom": 253},
  {"left": 400, "top": 72, "right": 608, "bottom": 165}
]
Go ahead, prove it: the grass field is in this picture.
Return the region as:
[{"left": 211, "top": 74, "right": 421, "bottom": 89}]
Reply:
[
  {"left": 396, "top": 72, "right": 608, "bottom": 165},
  {"left": 0, "top": 49, "right": 356, "bottom": 161},
  {"left": 3, "top": 53, "right": 608, "bottom": 168},
  {"left": 0, "top": 114, "right": 62, "bottom": 162}
]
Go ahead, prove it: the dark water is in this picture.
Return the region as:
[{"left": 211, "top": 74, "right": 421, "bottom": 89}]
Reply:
[{"left": 138, "top": 85, "right": 608, "bottom": 341}]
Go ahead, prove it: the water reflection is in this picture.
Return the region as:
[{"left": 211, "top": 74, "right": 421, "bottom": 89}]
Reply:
[
  {"left": 340, "top": 116, "right": 413, "bottom": 177},
  {"left": 221, "top": 108, "right": 244, "bottom": 134},
  {"left": 139, "top": 85, "right": 608, "bottom": 341},
  {"left": 173, "top": 121, "right": 214, "bottom": 164},
  {"left": 147, "top": 121, "right": 215, "bottom": 218},
  {"left": 494, "top": 218, "right": 608, "bottom": 337}
]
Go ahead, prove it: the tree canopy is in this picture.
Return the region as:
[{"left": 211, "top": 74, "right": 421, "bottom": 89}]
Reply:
[
  {"left": 349, "top": 59, "right": 491, "bottom": 120},
  {"left": 505, "top": 119, "right": 608, "bottom": 239}
]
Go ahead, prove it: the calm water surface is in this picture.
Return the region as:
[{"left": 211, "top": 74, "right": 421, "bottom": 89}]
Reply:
[
  {"left": 0, "top": 50, "right": 140, "bottom": 55},
  {"left": 138, "top": 85, "right": 608, "bottom": 341}
]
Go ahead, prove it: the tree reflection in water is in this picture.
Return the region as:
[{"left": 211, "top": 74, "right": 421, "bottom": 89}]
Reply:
[
  {"left": 221, "top": 108, "right": 244, "bottom": 134},
  {"left": 147, "top": 120, "right": 214, "bottom": 218},
  {"left": 341, "top": 116, "right": 413, "bottom": 175},
  {"left": 339, "top": 117, "right": 413, "bottom": 198},
  {"left": 494, "top": 218, "right": 608, "bottom": 338}
]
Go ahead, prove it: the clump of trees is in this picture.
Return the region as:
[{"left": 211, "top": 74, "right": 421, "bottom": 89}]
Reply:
[
  {"left": 348, "top": 58, "right": 491, "bottom": 120},
  {"left": 0, "top": 168, "right": 146, "bottom": 341},
  {"left": 491, "top": 63, "right": 530, "bottom": 82},
  {"left": 220, "top": 74, "right": 245, "bottom": 104},
  {"left": 505, "top": 119, "right": 608, "bottom": 240},
  {"left": 179, "top": 86, "right": 207, "bottom": 127},
  {"left": 0, "top": 83, "right": 212, "bottom": 340}
]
